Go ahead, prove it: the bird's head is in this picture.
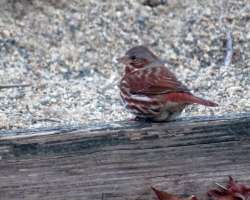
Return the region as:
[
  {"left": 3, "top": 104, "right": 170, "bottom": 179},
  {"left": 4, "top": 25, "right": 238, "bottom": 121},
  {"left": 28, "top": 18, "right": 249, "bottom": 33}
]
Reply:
[{"left": 117, "top": 46, "right": 159, "bottom": 72}]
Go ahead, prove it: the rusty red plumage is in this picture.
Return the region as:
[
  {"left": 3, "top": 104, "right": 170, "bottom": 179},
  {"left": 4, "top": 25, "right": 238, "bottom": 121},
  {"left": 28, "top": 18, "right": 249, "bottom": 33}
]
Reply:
[{"left": 118, "top": 46, "right": 218, "bottom": 121}]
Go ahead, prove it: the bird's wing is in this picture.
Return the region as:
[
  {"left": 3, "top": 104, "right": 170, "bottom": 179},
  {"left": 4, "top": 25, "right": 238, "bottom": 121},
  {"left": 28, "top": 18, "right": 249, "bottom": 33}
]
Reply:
[{"left": 124, "top": 65, "right": 190, "bottom": 95}]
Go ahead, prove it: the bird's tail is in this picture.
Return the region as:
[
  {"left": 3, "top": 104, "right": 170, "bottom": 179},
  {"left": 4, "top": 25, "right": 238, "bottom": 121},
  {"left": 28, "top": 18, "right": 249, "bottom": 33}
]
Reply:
[
  {"left": 165, "top": 93, "right": 218, "bottom": 107},
  {"left": 186, "top": 95, "right": 218, "bottom": 107}
]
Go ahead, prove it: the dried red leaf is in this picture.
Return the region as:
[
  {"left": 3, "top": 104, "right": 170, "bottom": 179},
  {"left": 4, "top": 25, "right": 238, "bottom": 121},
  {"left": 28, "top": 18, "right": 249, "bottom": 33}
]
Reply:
[
  {"left": 208, "top": 177, "right": 250, "bottom": 200},
  {"left": 151, "top": 187, "right": 198, "bottom": 200},
  {"left": 151, "top": 187, "right": 179, "bottom": 200}
]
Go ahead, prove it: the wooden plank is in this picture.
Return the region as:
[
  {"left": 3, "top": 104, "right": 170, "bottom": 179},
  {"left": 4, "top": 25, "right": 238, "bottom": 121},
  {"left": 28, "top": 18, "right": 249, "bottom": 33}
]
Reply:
[{"left": 0, "top": 113, "right": 250, "bottom": 200}]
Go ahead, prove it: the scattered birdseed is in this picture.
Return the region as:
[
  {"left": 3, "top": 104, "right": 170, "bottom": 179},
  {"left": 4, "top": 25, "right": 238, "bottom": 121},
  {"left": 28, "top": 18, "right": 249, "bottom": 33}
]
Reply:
[{"left": 0, "top": 0, "right": 249, "bottom": 130}]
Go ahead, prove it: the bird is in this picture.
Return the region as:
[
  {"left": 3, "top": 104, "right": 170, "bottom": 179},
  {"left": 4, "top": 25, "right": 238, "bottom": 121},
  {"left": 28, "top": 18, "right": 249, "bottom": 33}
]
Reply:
[{"left": 117, "top": 45, "right": 218, "bottom": 122}]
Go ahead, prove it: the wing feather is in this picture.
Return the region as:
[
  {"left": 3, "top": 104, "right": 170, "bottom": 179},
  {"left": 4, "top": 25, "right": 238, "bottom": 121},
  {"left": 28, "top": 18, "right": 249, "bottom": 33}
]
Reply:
[{"left": 123, "top": 65, "right": 190, "bottom": 95}]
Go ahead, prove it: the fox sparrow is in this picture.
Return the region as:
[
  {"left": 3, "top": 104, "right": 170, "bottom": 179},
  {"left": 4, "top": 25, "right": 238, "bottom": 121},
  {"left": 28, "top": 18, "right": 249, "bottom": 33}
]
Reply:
[{"left": 118, "top": 45, "right": 218, "bottom": 121}]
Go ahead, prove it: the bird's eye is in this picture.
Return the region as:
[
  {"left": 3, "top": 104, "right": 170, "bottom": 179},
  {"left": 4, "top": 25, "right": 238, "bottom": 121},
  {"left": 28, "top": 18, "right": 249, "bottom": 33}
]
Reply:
[{"left": 130, "top": 55, "right": 136, "bottom": 60}]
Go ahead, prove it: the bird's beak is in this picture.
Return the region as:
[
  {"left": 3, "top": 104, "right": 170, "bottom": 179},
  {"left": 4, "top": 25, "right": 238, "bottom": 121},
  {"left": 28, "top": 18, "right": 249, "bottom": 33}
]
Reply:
[{"left": 116, "top": 56, "right": 130, "bottom": 65}]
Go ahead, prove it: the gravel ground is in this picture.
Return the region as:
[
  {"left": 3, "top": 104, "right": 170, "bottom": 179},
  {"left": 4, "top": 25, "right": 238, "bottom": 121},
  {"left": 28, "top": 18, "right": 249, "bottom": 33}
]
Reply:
[{"left": 0, "top": 0, "right": 249, "bottom": 129}]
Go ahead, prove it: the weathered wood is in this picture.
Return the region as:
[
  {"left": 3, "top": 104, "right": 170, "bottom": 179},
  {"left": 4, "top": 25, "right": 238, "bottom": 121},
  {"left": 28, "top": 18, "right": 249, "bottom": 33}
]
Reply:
[{"left": 0, "top": 113, "right": 250, "bottom": 200}]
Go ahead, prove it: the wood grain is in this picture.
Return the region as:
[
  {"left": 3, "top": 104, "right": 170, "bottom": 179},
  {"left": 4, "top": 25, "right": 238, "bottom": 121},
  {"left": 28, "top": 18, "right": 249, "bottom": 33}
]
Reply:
[{"left": 0, "top": 113, "right": 250, "bottom": 200}]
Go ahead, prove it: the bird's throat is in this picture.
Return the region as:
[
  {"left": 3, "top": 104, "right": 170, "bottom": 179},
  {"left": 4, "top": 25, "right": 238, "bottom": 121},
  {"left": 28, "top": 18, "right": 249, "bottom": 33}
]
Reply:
[{"left": 125, "top": 65, "right": 136, "bottom": 74}]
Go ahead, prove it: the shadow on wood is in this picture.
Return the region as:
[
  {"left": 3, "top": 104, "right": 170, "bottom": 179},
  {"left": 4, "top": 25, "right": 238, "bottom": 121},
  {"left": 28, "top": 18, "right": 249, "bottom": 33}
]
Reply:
[{"left": 0, "top": 113, "right": 250, "bottom": 200}]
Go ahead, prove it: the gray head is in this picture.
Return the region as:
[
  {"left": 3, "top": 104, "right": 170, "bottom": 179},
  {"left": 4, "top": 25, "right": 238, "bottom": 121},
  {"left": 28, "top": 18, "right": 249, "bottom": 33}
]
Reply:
[{"left": 117, "top": 45, "right": 159, "bottom": 69}]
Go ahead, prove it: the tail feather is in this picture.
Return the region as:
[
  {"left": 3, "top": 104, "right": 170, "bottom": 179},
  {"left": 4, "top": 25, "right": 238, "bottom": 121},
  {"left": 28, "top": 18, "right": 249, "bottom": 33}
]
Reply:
[
  {"left": 165, "top": 93, "right": 218, "bottom": 107},
  {"left": 186, "top": 95, "right": 218, "bottom": 107}
]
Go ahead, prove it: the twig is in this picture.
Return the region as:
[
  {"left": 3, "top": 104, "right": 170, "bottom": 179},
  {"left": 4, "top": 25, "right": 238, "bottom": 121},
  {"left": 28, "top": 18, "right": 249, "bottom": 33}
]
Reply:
[
  {"left": 32, "top": 118, "right": 61, "bottom": 123},
  {"left": 224, "top": 31, "right": 233, "bottom": 67},
  {"left": 215, "top": 182, "right": 228, "bottom": 191},
  {"left": 0, "top": 83, "right": 31, "bottom": 90}
]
